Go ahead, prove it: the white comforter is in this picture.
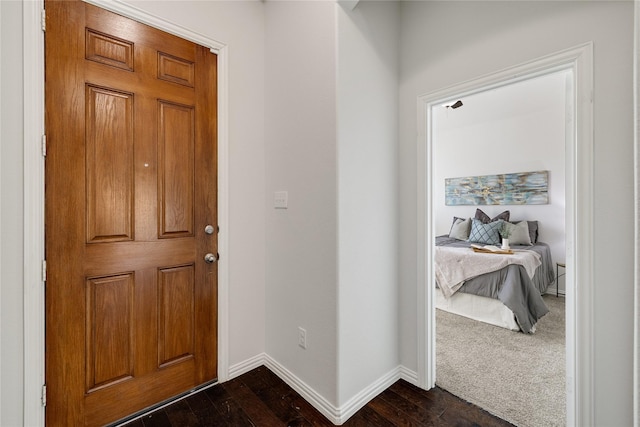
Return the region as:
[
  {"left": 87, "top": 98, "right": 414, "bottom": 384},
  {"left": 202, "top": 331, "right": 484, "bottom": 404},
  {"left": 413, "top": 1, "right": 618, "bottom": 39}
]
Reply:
[{"left": 435, "top": 247, "right": 542, "bottom": 298}]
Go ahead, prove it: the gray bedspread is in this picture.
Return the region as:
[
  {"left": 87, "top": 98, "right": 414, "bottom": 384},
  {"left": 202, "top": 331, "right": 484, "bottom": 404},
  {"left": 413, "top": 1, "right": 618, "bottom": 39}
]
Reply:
[{"left": 435, "top": 236, "right": 554, "bottom": 333}]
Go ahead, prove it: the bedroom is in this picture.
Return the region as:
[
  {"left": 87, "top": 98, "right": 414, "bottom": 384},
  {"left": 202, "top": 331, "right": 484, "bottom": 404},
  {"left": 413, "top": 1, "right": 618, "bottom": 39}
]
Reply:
[{"left": 432, "top": 70, "right": 568, "bottom": 426}]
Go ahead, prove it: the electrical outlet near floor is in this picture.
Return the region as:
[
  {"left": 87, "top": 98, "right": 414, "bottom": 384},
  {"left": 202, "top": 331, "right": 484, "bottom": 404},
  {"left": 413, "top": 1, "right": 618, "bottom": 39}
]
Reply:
[{"left": 298, "top": 327, "right": 307, "bottom": 349}]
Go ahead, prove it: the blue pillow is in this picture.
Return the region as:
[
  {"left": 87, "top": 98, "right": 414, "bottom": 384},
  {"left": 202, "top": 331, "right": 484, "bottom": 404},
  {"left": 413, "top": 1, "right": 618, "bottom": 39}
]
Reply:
[{"left": 467, "top": 219, "right": 503, "bottom": 245}]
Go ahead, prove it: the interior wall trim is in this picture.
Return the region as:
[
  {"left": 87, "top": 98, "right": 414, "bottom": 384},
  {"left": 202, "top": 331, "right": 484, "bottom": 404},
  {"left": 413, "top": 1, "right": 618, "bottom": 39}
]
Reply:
[
  {"left": 634, "top": 1, "right": 640, "bottom": 424},
  {"left": 227, "top": 352, "right": 419, "bottom": 424},
  {"left": 263, "top": 355, "right": 412, "bottom": 425},
  {"left": 23, "top": 1, "right": 45, "bottom": 425},
  {"left": 416, "top": 43, "right": 594, "bottom": 427},
  {"left": 23, "top": 1, "right": 231, "bottom": 425},
  {"left": 228, "top": 353, "right": 266, "bottom": 380}
]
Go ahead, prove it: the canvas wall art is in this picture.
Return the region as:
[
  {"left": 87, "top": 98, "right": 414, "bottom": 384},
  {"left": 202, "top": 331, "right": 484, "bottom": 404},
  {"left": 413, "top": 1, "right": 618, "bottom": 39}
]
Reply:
[{"left": 445, "top": 170, "right": 548, "bottom": 206}]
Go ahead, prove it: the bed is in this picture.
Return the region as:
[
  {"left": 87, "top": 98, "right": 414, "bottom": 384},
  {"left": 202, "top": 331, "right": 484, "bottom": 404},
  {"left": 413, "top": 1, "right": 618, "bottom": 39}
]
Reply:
[{"left": 434, "top": 211, "right": 556, "bottom": 333}]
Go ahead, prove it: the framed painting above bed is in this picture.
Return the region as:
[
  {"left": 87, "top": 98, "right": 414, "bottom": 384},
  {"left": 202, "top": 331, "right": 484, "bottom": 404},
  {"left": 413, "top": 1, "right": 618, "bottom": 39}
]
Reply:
[{"left": 445, "top": 170, "right": 549, "bottom": 206}]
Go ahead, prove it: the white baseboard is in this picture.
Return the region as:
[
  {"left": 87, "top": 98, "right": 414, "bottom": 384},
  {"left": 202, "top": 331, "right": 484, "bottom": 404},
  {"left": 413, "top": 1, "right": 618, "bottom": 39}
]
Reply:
[
  {"left": 398, "top": 365, "right": 419, "bottom": 386},
  {"left": 228, "top": 353, "right": 266, "bottom": 380},
  {"left": 228, "top": 354, "right": 419, "bottom": 425},
  {"left": 263, "top": 354, "right": 341, "bottom": 423},
  {"left": 335, "top": 366, "right": 404, "bottom": 424}
]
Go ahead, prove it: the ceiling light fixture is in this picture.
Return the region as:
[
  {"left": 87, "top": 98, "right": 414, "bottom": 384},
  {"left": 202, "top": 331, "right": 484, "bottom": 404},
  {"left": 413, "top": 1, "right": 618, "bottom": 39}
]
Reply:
[{"left": 447, "top": 100, "right": 463, "bottom": 109}]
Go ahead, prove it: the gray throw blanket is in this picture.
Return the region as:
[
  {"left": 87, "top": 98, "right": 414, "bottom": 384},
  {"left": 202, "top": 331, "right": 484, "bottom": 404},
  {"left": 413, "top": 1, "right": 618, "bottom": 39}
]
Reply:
[{"left": 435, "top": 246, "right": 541, "bottom": 298}]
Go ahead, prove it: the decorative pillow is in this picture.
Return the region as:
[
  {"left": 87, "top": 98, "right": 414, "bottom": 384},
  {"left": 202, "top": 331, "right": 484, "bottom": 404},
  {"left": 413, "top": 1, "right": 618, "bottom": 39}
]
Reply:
[
  {"left": 527, "top": 221, "right": 539, "bottom": 243},
  {"left": 507, "top": 221, "right": 532, "bottom": 245},
  {"left": 450, "top": 216, "right": 465, "bottom": 228},
  {"left": 449, "top": 217, "right": 471, "bottom": 240},
  {"left": 475, "top": 208, "right": 510, "bottom": 224},
  {"left": 467, "top": 218, "right": 503, "bottom": 245}
]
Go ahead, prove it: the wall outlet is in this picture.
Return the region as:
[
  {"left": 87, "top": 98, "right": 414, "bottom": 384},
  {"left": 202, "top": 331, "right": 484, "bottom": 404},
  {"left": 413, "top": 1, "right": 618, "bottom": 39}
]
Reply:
[{"left": 298, "top": 327, "right": 307, "bottom": 349}]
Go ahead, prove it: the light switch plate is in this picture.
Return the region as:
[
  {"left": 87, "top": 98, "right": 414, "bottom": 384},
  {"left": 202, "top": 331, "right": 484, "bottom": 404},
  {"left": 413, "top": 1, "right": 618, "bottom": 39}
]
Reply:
[{"left": 274, "top": 191, "right": 288, "bottom": 209}]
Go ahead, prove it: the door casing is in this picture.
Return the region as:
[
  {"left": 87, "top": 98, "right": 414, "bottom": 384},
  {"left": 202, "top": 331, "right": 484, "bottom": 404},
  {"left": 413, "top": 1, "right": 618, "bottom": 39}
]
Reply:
[{"left": 416, "top": 43, "right": 594, "bottom": 426}]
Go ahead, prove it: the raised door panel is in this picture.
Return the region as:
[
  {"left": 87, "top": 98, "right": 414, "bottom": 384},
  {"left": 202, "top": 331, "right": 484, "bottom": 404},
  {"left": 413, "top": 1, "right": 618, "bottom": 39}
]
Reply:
[
  {"left": 85, "top": 273, "right": 134, "bottom": 393},
  {"left": 158, "top": 101, "right": 195, "bottom": 238},
  {"left": 158, "top": 52, "right": 195, "bottom": 87},
  {"left": 85, "top": 85, "right": 134, "bottom": 243},
  {"left": 85, "top": 29, "right": 134, "bottom": 71},
  {"left": 158, "top": 265, "right": 195, "bottom": 367}
]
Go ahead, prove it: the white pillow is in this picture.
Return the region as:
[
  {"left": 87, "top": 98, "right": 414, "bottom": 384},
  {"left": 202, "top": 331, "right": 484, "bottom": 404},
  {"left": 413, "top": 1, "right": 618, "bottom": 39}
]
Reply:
[
  {"left": 449, "top": 217, "right": 471, "bottom": 240},
  {"left": 508, "top": 220, "right": 532, "bottom": 245}
]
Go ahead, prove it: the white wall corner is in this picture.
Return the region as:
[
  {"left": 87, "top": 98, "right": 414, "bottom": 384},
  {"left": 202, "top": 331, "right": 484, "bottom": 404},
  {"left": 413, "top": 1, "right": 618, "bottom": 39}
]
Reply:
[
  {"left": 0, "top": 0, "right": 3, "bottom": 423},
  {"left": 264, "top": 354, "right": 341, "bottom": 423},
  {"left": 264, "top": 354, "right": 412, "bottom": 425},
  {"left": 634, "top": 0, "right": 640, "bottom": 424},
  {"left": 398, "top": 365, "right": 419, "bottom": 386},
  {"left": 335, "top": 367, "right": 404, "bottom": 424},
  {"left": 337, "top": 0, "right": 359, "bottom": 12}
]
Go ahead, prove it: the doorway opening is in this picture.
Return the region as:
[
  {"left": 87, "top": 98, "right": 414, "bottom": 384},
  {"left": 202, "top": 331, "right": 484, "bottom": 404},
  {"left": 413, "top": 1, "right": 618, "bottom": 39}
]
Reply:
[
  {"left": 432, "top": 69, "right": 569, "bottom": 426},
  {"left": 416, "top": 43, "right": 594, "bottom": 426}
]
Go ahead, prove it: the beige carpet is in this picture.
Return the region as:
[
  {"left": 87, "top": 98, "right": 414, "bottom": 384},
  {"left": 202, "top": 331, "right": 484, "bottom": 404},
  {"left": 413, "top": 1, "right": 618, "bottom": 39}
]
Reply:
[{"left": 436, "top": 294, "right": 565, "bottom": 427}]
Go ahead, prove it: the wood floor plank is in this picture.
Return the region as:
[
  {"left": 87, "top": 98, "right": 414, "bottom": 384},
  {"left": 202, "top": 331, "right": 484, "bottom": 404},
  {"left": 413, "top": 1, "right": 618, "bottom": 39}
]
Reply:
[
  {"left": 163, "top": 400, "right": 203, "bottom": 427},
  {"left": 203, "top": 382, "right": 234, "bottom": 406},
  {"left": 139, "top": 411, "right": 172, "bottom": 427},
  {"left": 184, "top": 390, "right": 214, "bottom": 414},
  {"left": 376, "top": 388, "right": 446, "bottom": 425},
  {"left": 254, "top": 384, "right": 311, "bottom": 426},
  {"left": 224, "top": 377, "right": 286, "bottom": 426},
  {"left": 342, "top": 405, "right": 396, "bottom": 427},
  {"left": 118, "top": 367, "right": 514, "bottom": 427},
  {"left": 366, "top": 394, "right": 416, "bottom": 426},
  {"left": 200, "top": 398, "right": 254, "bottom": 426},
  {"left": 389, "top": 379, "right": 448, "bottom": 416},
  {"left": 287, "top": 391, "right": 335, "bottom": 426}
]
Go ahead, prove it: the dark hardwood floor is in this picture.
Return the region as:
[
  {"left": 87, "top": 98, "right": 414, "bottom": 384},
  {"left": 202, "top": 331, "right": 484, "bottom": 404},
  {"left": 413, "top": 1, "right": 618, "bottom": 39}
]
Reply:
[{"left": 119, "top": 366, "right": 513, "bottom": 427}]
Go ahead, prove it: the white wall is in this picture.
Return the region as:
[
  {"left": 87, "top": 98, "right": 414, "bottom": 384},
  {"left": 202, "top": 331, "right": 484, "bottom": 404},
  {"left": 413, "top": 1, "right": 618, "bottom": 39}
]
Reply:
[
  {"left": 0, "top": 2, "right": 25, "bottom": 425},
  {"left": 399, "top": 1, "right": 634, "bottom": 425},
  {"left": 264, "top": 0, "right": 339, "bottom": 405},
  {"left": 336, "top": 1, "right": 400, "bottom": 404},
  {"left": 433, "top": 71, "right": 567, "bottom": 284}
]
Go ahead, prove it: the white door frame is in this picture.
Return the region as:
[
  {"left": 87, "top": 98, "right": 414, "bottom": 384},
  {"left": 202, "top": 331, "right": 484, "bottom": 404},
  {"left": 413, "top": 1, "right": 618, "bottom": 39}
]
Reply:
[
  {"left": 23, "top": 1, "right": 230, "bottom": 425},
  {"left": 635, "top": 2, "right": 640, "bottom": 424},
  {"left": 416, "top": 43, "right": 594, "bottom": 426}
]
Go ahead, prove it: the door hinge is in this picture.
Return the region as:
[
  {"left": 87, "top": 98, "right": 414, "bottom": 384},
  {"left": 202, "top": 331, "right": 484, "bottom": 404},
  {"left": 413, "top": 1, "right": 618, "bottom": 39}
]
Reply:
[
  {"left": 41, "top": 384, "right": 47, "bottom": 407},
  {"left": 41, "top": 10, "right": 46, "bottom": 32},
  {"left": 42, "top": 260, "right": 47, "bottom": 282},
  {"left": 41, "top": 135, "right": 47, "bottom": 157}
]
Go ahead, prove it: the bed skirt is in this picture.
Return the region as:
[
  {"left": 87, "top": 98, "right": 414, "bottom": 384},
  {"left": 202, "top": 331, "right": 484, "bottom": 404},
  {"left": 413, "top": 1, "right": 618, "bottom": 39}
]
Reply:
[{"left": 435, "top": 288, "right": 524, "bottom": 332}]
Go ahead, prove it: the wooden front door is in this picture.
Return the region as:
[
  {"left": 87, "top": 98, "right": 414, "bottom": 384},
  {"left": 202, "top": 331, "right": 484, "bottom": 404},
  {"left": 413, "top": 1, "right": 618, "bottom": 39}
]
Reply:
[{"left": 44, "top": 1, "right": 218, "bottom": 425}]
